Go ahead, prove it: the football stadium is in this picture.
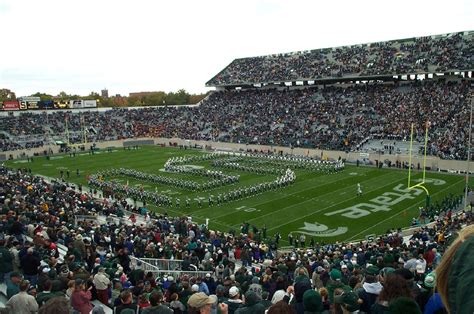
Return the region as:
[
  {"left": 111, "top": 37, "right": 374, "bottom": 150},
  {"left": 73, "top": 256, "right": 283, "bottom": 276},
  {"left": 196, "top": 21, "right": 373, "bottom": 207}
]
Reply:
[{"left": 1, "top": 2, "right": 474, "bottom": 313}]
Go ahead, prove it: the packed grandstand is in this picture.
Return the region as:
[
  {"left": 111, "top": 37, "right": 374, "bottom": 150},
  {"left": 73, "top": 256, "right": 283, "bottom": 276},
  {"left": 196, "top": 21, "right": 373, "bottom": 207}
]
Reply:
[{"left": 1, "top": 30, "right": 474, "bottom": 314}]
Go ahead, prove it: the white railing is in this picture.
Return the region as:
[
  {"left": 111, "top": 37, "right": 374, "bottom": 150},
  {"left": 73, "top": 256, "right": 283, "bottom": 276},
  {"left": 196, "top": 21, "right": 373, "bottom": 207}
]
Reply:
[
  {"left": 129, "top": 256, "right": 209, "bottom": 277},
  {"left": 74, "top": 215, "right": 99, "bottom": 225},
  {"left": 138, "top": 258, "right": 184, "bottom": 271}
]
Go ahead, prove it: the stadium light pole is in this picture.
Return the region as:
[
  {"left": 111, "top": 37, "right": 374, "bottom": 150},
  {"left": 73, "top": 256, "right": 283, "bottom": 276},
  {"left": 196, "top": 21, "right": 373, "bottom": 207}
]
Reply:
[{"left": 464, "top": 95, "right": 473, "bottom": 212}]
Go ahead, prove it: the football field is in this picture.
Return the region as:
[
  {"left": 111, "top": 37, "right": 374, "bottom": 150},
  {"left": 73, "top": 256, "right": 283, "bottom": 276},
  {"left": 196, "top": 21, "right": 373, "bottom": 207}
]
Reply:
[{"left": 5, "top": 146, "right": 465, "bottom": 245}]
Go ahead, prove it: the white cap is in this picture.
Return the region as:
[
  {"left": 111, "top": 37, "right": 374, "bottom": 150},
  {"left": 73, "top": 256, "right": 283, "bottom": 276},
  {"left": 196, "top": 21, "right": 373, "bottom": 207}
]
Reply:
[
  {"left": 416, "top": 264, "right": 425, "bottom": 274},
  {"left": 229, "top": 286, "right": 239, "bottom": 297}
]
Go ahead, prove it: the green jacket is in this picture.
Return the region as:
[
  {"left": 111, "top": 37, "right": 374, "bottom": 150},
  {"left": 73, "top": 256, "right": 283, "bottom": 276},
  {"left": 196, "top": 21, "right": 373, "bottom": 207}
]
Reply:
[
  {"left": 327, "top": 281, "right": 352, "bottom": 304},
  {"left": 225, "top": 299, "right": 244, "bottom": 314},
  {"left": 36, "top": 291, "right": 64, "bottom": 306},
  {"left": 6, "top": 281, "right": 20, "bottom": 299},
  {"left": 235, "top": 291, "right": 266, "bottom": 314},
  {"left": 0, "top": 247, "right": 13, "bottom": 274},
  {"left": 235, "top": 303, "right": 266, "bottom": 314}
]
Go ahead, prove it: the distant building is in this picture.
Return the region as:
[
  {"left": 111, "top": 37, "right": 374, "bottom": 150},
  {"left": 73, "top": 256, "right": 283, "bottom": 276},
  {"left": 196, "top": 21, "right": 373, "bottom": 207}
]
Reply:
[
  {"left": 129, "top": 91, "right": 162, "bottom": 98},
  {"left": 129, "top": 91, "right": 150, "bottom": 98},
  {"left": 101, "top": 89, "right": 109, "bottom": 98}
]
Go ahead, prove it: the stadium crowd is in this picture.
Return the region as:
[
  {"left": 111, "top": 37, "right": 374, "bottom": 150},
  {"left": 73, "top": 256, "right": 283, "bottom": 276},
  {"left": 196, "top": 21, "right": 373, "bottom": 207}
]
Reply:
[
  {"left": 206, "top": 32, "right": 474, "bottom": 86},
  {"left": 1, "top": 80, "right": 472, "bottom": 161},
  {"left": 1, "top": 165, "right": 474, "bottom": 313}
]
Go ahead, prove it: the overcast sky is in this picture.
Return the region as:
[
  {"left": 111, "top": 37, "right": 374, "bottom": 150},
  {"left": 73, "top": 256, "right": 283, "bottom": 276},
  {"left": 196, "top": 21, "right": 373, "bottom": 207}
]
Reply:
[{"left": 0, "top": 0, "right": 472, "bottom": 97}]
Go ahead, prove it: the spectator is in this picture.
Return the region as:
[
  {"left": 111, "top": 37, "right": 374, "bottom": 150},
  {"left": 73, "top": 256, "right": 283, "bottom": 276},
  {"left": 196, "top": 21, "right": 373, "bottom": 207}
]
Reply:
[
  {"left": 6, "top": 279, "right": 39, "bottom": 314},
  {"left": 436, "top": 224, "right": 474, "bottom": 313},
  {"left": 371, "top": 274, "right": 412, "bottom": 313},
  {"left": 356, "top": 266, "right": 382, "bottom": 313},
  {"left": 225, "top": 286, "right": 243, "bottom": 313},
  {"left": 20, "top": 247, "right": 41, "bottom": 286},
  {"left": 334, "top": 291, "right": 360, "bottom": 314},
  {"left": 0, "top": 239, "right": 13, "bottom": 283},
  {"left": 93, "top": 267, "right": 111, "bottom": 305},
  {"left": 36, "top": 280, "right": 64, "bottom": 306},
  {"left": 115, "top": 289, "right": 139, "bottom": 314},
  {"left": 7, "top": 271, "right": 23, "bottom": 299},
  {"left": 38, "top": 296, "right": 73, "bottom": 314},
  {"left": 235, "top": 290, "right": 266, "bottom": 314},
  {"left": 169, "top": 292, "right": 186, "bottom": 313},
  {"left": 187, "top": 292, "right": 217, "bottom": 314},
  {"left": 268, "top": 300, "right": 297, "bottom": 314},
  {"left": 302, "top": 289, "right": 324, "bottom": 314},
  {"left": 70, "top": 279, "right": 93, "bottom": 314}
]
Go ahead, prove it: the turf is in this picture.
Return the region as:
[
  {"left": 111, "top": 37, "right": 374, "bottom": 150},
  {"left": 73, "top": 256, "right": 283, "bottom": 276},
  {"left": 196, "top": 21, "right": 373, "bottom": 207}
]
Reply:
[{"left": 5, "top": 146, "right": 465, "bottom": 245}]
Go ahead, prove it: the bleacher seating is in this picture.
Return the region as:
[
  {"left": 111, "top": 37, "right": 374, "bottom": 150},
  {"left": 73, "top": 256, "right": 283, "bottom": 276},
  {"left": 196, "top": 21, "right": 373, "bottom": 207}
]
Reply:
[{"left": 206, "top": 31, "right": 474, "bottom": 86}]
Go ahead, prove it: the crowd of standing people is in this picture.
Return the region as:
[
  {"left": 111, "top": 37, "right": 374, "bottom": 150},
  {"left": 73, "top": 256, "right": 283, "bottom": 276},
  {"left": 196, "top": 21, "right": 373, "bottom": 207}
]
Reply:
[{"left": 1, "top": 165, "right": 474, "bottom": 313}]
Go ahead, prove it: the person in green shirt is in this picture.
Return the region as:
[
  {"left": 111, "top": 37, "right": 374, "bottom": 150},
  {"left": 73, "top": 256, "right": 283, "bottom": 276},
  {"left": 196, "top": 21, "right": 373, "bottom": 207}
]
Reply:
[
  {"left": 326, "top": 269, "right": 352, "bottom": 304},
  {"left": 0, "top": 240, "right": 14, "bottom": 283},
  {"left": 6, "top": 272, "right": 22, "bottom": 299},
  {"left": 36, "top": 280, "right": 64, "bottom": 306}
]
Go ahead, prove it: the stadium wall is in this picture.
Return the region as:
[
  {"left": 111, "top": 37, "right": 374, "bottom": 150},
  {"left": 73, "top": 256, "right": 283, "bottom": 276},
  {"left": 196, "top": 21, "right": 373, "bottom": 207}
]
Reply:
[{"left": 1, "top": 137, "right": 473, "bottom": 173}]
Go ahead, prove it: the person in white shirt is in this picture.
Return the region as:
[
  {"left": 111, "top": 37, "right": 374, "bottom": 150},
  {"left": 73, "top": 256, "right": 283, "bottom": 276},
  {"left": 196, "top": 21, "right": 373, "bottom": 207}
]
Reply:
[{"left": 93, "top": 267, "right": 111, "bottom": 305}]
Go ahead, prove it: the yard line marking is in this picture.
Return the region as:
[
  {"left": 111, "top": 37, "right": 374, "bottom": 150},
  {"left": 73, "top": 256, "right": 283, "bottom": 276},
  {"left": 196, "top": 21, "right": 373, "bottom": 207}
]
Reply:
[
  {"left": 187, "top": 170, "right": 363, "bottom": 216},
  {"left": 344, "top": 180, "right": 462, "bottom": 242},
  {"left": 265, "top": 175, "right": 422, "bottom": 232},
  {"left": 221, "top": 171, "right": 400, "bottom": 225},
  {"left": 194, "top": 170, "right": 393, "bottom": 220}
]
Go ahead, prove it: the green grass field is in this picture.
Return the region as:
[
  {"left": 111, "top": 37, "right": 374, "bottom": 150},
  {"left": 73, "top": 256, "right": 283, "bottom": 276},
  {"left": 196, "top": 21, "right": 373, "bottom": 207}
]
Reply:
[{"left": 5, "top": 146, "right": 465, "bottom": 245}]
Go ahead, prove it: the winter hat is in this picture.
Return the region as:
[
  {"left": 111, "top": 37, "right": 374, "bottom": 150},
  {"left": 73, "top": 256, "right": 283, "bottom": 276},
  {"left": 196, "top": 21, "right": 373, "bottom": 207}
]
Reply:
[
  {"left": 244, "top": 290, "right": 261, "bottom": 306},
  {"left": 303, "top": 289, "right": 323, "bottom": 312},
  {"left": 388, "top": 297, "right": 422, "bottom": 314},
  {"left": 424, "top": 272, "right": 436, "bottom": 288},
  {"left": 91, "top": 306, "right": 106, "bottom": 314},
  {"left": 380, "top": 267, "right": 396, "bottom": 278},
  {"left": 191, "top": 284, "right": 199, "bottom": 292},
  {"left": 365, "top": 265, "right": 380, "bottom": 276},
  {"left": 215, "top": 285, "right": 225, "bottom": 293},
  {"left": 334, "top": 291, "right": 360, "bottom": 312},
  {"left": 294, "top": 279, "right": 312, "bottom": 302},
  {"left": 330, "top": 269, "right": 342, "bottom": 281}
]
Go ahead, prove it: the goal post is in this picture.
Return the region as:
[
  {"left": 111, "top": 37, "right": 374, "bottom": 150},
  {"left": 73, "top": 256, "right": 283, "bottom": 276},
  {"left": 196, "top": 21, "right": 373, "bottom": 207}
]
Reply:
[{"left": 407, "top": 122, "right": 430, "bottom": 207}]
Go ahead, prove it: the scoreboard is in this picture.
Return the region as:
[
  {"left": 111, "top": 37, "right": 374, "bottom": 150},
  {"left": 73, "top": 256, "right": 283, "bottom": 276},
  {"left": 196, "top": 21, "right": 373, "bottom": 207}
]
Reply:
[{"left": 1, "top": 99, "right": 97, "bottom": 111}]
